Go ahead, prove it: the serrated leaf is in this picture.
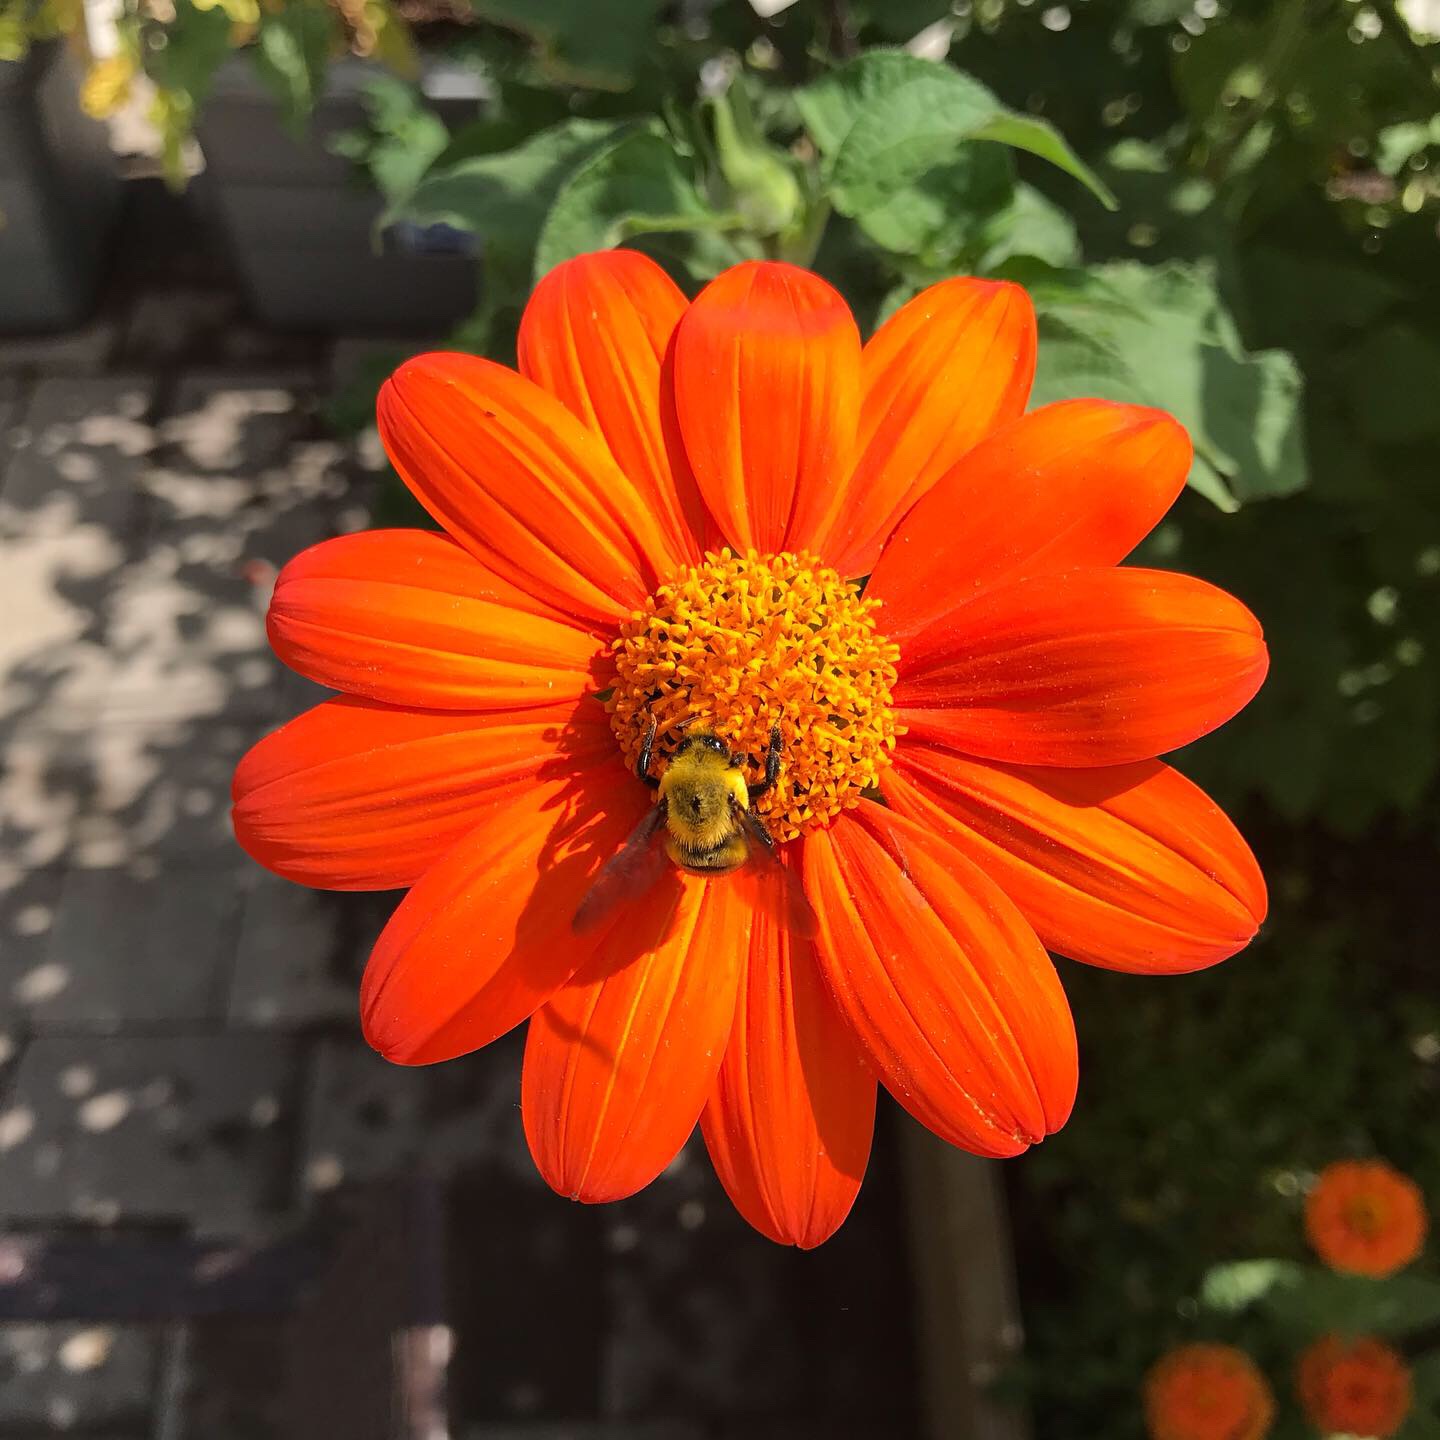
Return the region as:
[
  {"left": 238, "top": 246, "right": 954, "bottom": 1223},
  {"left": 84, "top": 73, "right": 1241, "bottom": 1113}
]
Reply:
[
  {"left": 828, "top": 64, "right": 1004, "bottom": 215},
  {"left": 802, "top": 51, "right": 1114, "bottom": 225},
  {"left": 854, "top": 143, "right": 1015, "bottom": 258},
  {"left": 533, "top": 127, "right": 721, "bottom": 279},
  {"left": 795, "top": 50, "right": 940, "bottom": 159},
  {"left": 1028, "top": 260, "right": 1308, "bottom": 506}
]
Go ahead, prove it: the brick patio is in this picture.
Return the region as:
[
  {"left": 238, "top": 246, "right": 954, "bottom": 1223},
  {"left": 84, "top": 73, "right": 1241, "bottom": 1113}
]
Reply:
[{"left": 0, "top": 186, "right": 921, "bottom": 1439}]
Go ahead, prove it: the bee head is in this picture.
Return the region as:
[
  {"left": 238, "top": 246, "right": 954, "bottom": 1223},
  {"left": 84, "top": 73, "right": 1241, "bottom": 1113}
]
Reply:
[{"left": 672, "top": 731, "right": 731, "bottom": 763}]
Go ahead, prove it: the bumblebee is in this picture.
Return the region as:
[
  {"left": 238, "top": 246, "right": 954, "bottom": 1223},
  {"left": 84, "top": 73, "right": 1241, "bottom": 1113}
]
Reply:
[{"left": 573, "top": 717, "right": 817, "bottom": 937}]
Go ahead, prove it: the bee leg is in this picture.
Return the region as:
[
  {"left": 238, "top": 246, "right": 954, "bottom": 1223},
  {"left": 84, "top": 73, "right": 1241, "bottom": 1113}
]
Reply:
[
  {"left": 749, "top": 724, "right": 783, "bottom": 800},
  {"left": 636, "top": 715, "right": 661, "bottom": 790}
]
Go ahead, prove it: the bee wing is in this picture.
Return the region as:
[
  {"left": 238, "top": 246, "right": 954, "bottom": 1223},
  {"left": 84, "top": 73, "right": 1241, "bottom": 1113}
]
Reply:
[
  {"left": 735, "top": 806, "right": 819, "bottom": 941},
  {"left": 571, "top": 802, "right": 669, "bottom": 936}
]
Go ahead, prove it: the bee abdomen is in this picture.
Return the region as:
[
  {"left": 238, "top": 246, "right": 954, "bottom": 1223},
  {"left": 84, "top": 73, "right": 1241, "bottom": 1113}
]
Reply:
[{"left": 667, "top": 835, "right": 748, "bottom": 875}]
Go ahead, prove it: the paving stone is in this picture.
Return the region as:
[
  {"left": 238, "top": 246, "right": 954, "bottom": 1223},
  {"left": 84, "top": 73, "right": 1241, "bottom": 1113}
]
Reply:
[
  {"left": 69, "top": 717, "right": 262, "bottom": 868},
  {"left": 120, "top": 286, "right": 327, "bottom": 372},
  {"left": 0, "top": 314, "right": 121, "bottom": 375},
  {"left": 0, "top": 380, "right": 152, "bottom": 746},
  {"left": 97, "top": 536, "right": 279, "bottom": 725},
  {"left": 106, "top": 409, "right": 361, "bottom": 728},
  {"left": 0, "top": 527, "right": 127, "bottom": 739},
  {"left": 5, "top": 863, "right": 249, "bottom": 1027},
  {"left": 0, "top": 375, "right": 21, "bottom": 455},
  {"left": 0, "top": 862, "right": 65, "bottom": 950},
  {"left": 0, "top": 377, "right": 153, "bottom": 541},
  {"left": 155, "top": 375, "right": 313, "bottom": 477},
  {"left": 231, "top": 882, "right": 391, "bottom": 1027},
  {"left": 299, "top": 1033, "right": 533, "bottom": 1197},
  {"left": 0, "top": 1033, "right": 300, "bottom": 1235},
  {"left": 0, "top": 1322, "right": 157, "bottom": 1432},
  {"left": 0, "top": 1027, "right": 21, "bottom": 1099},
  {"left": 0, "top": 734, "right": 92, "bottom": 872}
]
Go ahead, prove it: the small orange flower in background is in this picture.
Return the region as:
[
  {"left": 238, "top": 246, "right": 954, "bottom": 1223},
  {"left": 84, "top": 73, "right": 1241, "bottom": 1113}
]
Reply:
[
  {"left": 1144, "top": 1344, "right": 1275, "bottom": 1440},
  {"left": 1306, "top": 1160, "right": 1428, "bottom": 1277},
  {"left": 232, "top": 251, "right": 1269, "bottom": 1245},
  {"left": 1296, "top": 1335, "right": 1412, "bottom": 1438}
]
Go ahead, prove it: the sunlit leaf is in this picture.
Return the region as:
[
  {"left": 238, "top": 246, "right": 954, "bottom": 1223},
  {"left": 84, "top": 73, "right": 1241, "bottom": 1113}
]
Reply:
[
  {"left": 534, "top": 127, "right": 723, "bottom": 279},
  {"left": 1025, "top": 260, "right": 1308, "bottom": 506},
  {"left": 968, "top": 113, "right": 1117, "bottom": 210},
  {"left": 800, "top": 51, "right": 1115, "bottom": 222}
]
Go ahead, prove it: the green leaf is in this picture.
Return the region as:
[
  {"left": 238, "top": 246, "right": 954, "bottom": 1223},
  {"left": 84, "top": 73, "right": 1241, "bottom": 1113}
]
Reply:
[
  {"left": 977, "top": 183, "right": 1081, "bottom": 270},
  {"left": 144, "top": 0, "right": 232, "bottom": 105},
  {"left": 967, "top": 113, "right": 1118, "bottom": 211},
  {"left": 853, "top": 144, "right": 1015, "bottom": 259},
  {"left": 469, "top": 0, "right": 664, "bottom": 90},
  {"left": 1266, "top": 1269, "right": 1440, "bottom": 1337},
  {"left": 1025, "top": 260, "right": 1308, "bottom": 506},
  {"left": 533, "top": 127, "right": 724, "bottom": 279},
  {"left": 331, "top": 76, "right": 451, "bottom": 210},
  {"left": 1204, "top": 1258, "right": 1440, "bottom": 1337},
  {"left": 800, "top": 51, "right": 1115, "bottom": 222},
  {"left": 796, "top": 51, "right": 951, "bottom": 160},
  {"left": 391, "top": 117, "right": 632, "bottom": 285},
  {"left": 1200, "top": 1259, "right": 1307, "bottom": 1313},
  {"left": 252, "top": 1, "right": 336, "bottom": 133}
]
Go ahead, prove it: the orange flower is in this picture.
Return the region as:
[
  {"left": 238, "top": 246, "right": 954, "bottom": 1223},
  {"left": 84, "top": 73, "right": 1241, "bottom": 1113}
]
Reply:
[
  {"left": 1306, "top": 1160, "right": 1427, "bottom": 1276},
  {"left": 1297, "top": 1336, "right": 1411, "bottom": 1438},
  {"left": 1144, "top": 1344, "right": 1275, "bottom": 1440},
  {"left": 232, "top": 252, "right": 1269, "bottom": 1245}
]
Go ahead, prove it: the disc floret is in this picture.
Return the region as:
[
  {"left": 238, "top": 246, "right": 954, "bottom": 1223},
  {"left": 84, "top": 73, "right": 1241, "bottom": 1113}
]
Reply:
[{"left": 609, "top": 549, "right": 902, "bottom": 842}]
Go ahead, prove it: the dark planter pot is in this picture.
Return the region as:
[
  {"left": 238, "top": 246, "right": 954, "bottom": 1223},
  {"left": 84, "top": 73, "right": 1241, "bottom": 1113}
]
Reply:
[
  {"left": 0, "top": 43, "right": 121, "bottom": 333},
  {"left": 195, "top": 57, "right": 483, "bottom": 335}
]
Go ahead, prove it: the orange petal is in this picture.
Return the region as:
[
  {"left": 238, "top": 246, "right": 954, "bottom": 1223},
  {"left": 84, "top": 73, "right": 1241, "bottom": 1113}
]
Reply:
[
  {"left": 266, "top": 530, "right": 607, "bottom": 709},
  {"left": 896, "top": 567, "right": 1268, "bottom": 766},
  {"left": 232, "top": 696, "right": 614, "bottom": 891},
  {"left": 803, "top": 804, "right": 1076, "bottom": 1157},
  {"left": 869, "top": 400, "right": 1191, "bottom": 639},
  {"left": 360, "top": 764, "right": 648, "bottom": 1065},
  {"left": 701, "top": 865, "right": 876, "bottom": 1248},
  {"left": 884, "top": 745, "right": 1267, "bottom": 974},
  {"left": 522, "top": 872, "right": 745, "bottom": 1203},
  {"left": 377, "top": 352, "right": 687, "bottom": 624},
  {"left": 670, "top": 260, "right": 861, "bottom": 555},
  {"left": 822, "top": 278, "right": 1036, "bottom": 578},
  {"left": 518, "top": 250, "right": 710, "bottom": 562}
]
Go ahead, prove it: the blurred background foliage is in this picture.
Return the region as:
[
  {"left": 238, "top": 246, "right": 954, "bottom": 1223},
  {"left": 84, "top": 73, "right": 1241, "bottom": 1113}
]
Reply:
[{"left": 9, "top": 0, "right": 1440, "bottom": 1430}]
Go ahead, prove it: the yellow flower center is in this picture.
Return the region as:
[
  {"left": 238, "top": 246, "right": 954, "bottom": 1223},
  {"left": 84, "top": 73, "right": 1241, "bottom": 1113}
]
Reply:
[
  {"left": 608, "top": 549, "right": 901, "bottom": 842},
  {"left": 1345, "top": 1192, "right": 1389, "bottom": 1239}
]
